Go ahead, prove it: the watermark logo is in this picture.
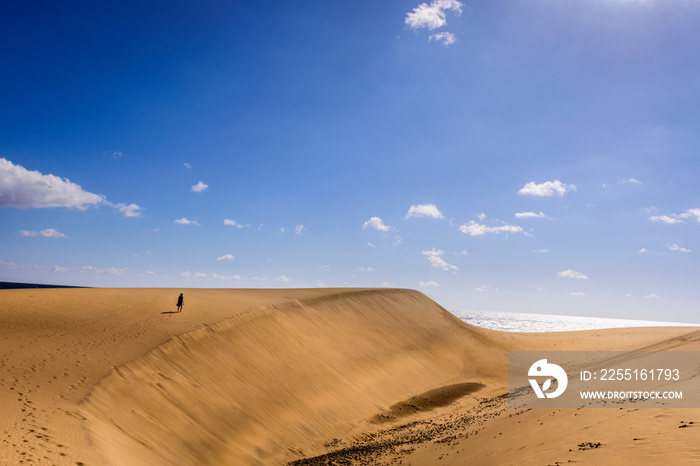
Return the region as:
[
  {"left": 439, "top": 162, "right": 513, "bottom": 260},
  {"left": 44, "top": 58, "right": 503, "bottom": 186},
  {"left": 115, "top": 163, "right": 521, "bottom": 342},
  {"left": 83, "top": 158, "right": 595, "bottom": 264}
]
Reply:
[{"left": 528, "top": 359, "right": 568, "bottom": 398}]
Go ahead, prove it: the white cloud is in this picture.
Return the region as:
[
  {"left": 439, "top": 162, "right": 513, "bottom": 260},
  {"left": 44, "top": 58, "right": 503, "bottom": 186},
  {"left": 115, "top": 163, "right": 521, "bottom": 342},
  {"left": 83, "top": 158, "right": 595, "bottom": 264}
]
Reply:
[
  {"left": 419, "top": 280, "right": 440, "bottom": 288},
  {"left": 111, "top": 151, "right": 124, "bottom": 158},
  {"left": 476, "top": 212, "right": 487, "bottom": 220},
  {"left": 216, "top": 254, "right": 235, "bottom": 261},
  {"left": 515, "top": 211, "right": 546, "bottom": 219},
  {"left": 279, "top": 227, "right": 286, "bottom": 233},
  {"left": 557, "top": 269, "right": 589, "bottom": 280},
  {"left": 184, "top": 163, "right": 192, "bottom": 169},
  {"left": 405, "top": 203, "right": 444, "bottom": 219},
  {"left": 51, "top": 265, "right": 69, "bottom": 273},
  {"left": 0, "top": 157, "right": 105, "bottom": 209},
  {"left": 474, "top": 285, "right": 499, "bottom": 292},
  {"left": 618, "top": 178, "right": 642, "bottom": 185},
  {"left": 650, "top": 215, "right": 684, "bottom": 224},
  {"left": 80, "top": 266, "right": 127, "bottom": 275},
  {"left": 175, "top": 218, "right": 200, "bottom": 226},
  {"left": 454, "top": 248, "right": 469, "bottom": 256},
  {"left": 650, "top": 208, "right": 700, "bottom": 225},
  {"left": 362, "top": 216, "right": 395, "bottom": 232},
  {"left": 684, "top": 208, "right": 700, "bottom": 221},
  {"left": 458, "top": 221, "right": 523, "bottom": 236},
  {"left": 0, "top": 158, "right": 142, "bottom": 218},
  {"left": 405, "top": 0, "right": 462, "bottom": 30},
  {"left": 358, "top": 266, "right": 376, "bottom": 272},
  {"left": 568, "top": 291, "right": 586, "bottom": 296},
  {"left": 518, "top": 180, "right": 576, "bottom": 197},
  {"left": 422, "top": 248, "right": 458, "bottom": 272},
  {"left": 0, "top": 259, "right": 17, "bottom": 267},
  {"left": 20, "top": 228, "right": 67, "bottom": 238},
  {"left": 667, "top": 243, "right": 691, "bottom": 253},
  {"left": 644, "top": 293, "right": 660, "bottom": 299},
  {"left": 210, "top": 272, "right": 243, "bottom": 281},
  {"left": 295, "top": 224, "right": 305, "bottom": 235},
  {"left": 367, "top": 242, "right": 376, "bottom": 248},
  {"left": 639, "top": 248, "right": 648, "bottom": 253},
  {"left": 191, "top": 181, "right": 208, "bottom": 193},
  {"left": 113, "top": 203, "right": 143, "bottom": 218},
  {"left": 224, "top": 219, "right": 250, "bottom": 228},
  {"left": 533, "top": 249, "right": 550, "bottom": 253},
  {"left": 429, "top": 31, "right": 456, "bottom": 46},
  {"left": 276, "top": 275, "right": 292, "bottom": 282}
]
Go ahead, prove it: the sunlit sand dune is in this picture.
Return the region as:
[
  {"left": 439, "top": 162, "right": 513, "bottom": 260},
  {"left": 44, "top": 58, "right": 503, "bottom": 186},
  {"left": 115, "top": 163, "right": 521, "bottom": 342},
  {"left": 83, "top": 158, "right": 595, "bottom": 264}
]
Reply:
[{"left": 1, "top": 288, "right": 698, "bottom": 465}]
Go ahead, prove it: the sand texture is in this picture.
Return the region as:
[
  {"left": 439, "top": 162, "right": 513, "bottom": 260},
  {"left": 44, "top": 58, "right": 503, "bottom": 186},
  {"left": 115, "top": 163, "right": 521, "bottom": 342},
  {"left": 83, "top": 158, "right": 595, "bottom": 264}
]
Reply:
[{"left": 1, "top": 287, "right": 698, "bottom": 465}]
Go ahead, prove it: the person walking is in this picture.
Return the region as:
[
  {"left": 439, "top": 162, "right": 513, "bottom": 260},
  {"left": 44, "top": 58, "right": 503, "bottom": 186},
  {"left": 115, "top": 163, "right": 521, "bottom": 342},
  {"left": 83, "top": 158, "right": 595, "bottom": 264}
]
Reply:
[{"left": 176, "top": 293, "right": 184, "bottom": 312}]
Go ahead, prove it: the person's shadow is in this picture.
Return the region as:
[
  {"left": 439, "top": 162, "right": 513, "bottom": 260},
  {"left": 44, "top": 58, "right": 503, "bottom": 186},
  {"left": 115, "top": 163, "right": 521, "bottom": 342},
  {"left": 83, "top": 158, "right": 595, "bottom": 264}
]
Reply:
[{"left": 161, "top": 311, "right": 178, "bottom": 315}]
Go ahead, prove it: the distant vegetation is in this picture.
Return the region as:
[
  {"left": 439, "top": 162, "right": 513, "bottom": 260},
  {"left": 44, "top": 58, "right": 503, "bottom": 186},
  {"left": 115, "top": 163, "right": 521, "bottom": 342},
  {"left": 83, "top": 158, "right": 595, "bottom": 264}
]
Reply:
[{"left": 0, "top": 282, "right": 87, "bottom": 290}]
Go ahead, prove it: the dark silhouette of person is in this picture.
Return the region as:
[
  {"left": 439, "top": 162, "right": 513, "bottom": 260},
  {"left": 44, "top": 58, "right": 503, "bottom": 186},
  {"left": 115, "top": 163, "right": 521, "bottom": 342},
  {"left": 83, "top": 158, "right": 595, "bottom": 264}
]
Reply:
[{"left": 176, "top": 293, "right": 184, "bottom": 312}]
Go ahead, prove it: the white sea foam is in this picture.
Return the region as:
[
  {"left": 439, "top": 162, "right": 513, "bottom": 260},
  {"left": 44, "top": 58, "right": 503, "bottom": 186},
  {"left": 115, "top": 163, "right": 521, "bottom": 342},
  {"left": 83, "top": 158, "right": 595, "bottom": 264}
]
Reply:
[{"left": 453, "top": 309, "right": 700, "bottom": 333}]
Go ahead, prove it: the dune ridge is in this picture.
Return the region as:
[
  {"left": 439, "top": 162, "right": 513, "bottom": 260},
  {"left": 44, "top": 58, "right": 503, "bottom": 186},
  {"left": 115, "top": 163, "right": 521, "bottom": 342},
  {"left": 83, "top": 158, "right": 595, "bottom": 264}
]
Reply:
[
  {"left": 81, "top": 289, "right": 505, "bottom": 465},
  {"left": 3, "top": 287, "right": 698, "bottom": 465}
]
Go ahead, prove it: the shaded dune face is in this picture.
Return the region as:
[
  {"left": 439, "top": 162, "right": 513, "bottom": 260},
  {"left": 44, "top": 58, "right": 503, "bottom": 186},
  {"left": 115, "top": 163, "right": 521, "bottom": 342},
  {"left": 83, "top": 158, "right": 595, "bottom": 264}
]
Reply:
[{"left": 81, "top": 289, "right": 504, "bottom": 466}]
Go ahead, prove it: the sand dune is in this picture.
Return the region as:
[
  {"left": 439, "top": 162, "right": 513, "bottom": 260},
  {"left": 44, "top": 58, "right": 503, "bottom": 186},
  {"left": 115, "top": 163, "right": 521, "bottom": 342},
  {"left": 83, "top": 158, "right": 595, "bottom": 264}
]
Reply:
[{"left": 1, "top": 288, "right": 698, "bottom": 465}]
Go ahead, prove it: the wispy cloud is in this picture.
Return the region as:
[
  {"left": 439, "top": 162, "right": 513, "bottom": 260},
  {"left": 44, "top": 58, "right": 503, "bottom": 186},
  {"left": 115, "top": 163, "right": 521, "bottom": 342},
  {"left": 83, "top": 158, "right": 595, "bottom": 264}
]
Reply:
[
  {"left": 191, "top": 181, "right": 208, "bottom": 193},
  {"left": 568, "top": 291, "right": 586, "bottom": 296},
  {"left": 474, "top": 285, "right": 499, "bottom": 292},
  {"left": 557, "top": 269, "right": 589, "bottom": 280},
  {"left": 20, "top": 228, "right": 67, "bottom": 238},
  {"left": 650, "top": 215, "right": 684, "bottom": 224},
  {"left": 644, "top": 293, "right": 660, "bottom": 299},
  {"left": 618, "top": 178, "right": 642, "bottom": 185},
  {"left": 113, "top": 202, "right": 143, "bottom": 218},
  {"left": 362, "top": 217, "right": 395, "bottom": 232},
  {"left": 533, "top": 249, "right": 550, "bottom": 253},
  {"left": 515, "top": 211, "right": 546, "bottom": 219},
  {"left": 667, "top": 243, "right": 691, "bottom": 253},
  {"left": 358, "top": 266, "right": 377, "bottom": 272},
  {"left": 80, "top": 265, "right": 127, "bottom": 275},
  {"left": 650, "top": 208, "right": 700, "bottom": 224},
  {"left": 419, "top": 280, "right": 440, "bottom": 288},
  {"left": 276, "top": 275, "right": 292, "bottom": 282},
  {"left": 175, "top": 218, "right": 200, "bottom": 226},
  {"left": 224, "top": 219, "right": 250, "bottom": 228},
  {"left": 406, "top": 203, "right": 444, "bottom": 219},
  {"left": 295, "top": 224, "right": 305, "bottom": 235},
  {"left": 184, "top": 163, "right": 192, "bottom": 169},
  {"left": 422, "top": 248, "right": 458, "bottom": 271},
  {"left": 216, "top": 254, "right": 235, "bottom": 261},
  {"left": 429, "top": 31, "right": 456, "bottom": 46},
  {"left": 518, "top": 180, "right": 576, "bottom": 197},
  {"left": 458, "top": 221, "right": 523, "bottom": 236}
]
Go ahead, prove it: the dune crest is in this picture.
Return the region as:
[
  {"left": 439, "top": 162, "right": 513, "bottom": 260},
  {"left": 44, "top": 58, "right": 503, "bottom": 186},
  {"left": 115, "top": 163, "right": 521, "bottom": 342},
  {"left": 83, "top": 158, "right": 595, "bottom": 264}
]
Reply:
[{"left": 81, "top": 289, "right": 502, "bottom": 465}]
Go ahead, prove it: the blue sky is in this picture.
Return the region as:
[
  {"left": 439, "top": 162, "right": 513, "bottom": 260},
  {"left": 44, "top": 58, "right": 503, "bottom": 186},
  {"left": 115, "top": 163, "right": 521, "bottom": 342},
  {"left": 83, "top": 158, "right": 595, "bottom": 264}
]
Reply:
[{"left": 2, "top": 0, "right": 699, "bottom": 321}]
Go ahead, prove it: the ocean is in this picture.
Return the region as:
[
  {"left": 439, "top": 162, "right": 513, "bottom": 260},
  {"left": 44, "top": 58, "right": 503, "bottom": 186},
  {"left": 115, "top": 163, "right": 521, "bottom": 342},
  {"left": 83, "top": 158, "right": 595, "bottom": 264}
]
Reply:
[{"left": 454, "top": 309, "right": 700, "bottom": 333}]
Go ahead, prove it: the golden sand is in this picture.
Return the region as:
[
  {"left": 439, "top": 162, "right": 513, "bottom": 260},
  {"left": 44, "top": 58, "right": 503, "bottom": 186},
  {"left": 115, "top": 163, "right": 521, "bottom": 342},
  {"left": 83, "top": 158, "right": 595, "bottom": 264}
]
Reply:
[{"left": 1, "top": 288, "right": 698, "bottom": 465}]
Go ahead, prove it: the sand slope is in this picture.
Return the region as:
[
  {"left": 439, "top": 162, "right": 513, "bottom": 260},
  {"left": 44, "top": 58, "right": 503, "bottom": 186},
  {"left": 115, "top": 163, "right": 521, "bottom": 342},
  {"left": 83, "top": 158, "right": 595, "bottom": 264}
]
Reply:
[{"left": 1, "top": 287, "right": 698, "bottom": 465}]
